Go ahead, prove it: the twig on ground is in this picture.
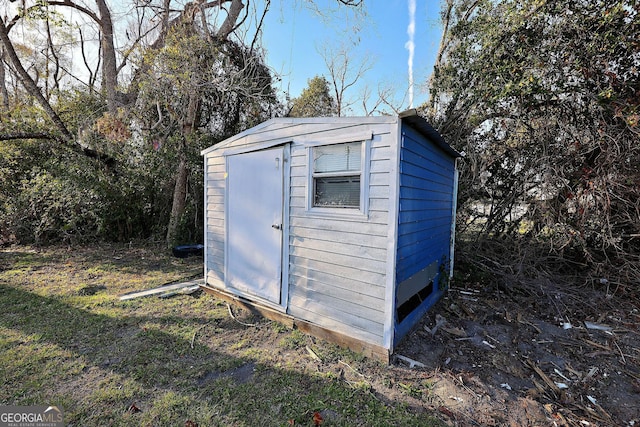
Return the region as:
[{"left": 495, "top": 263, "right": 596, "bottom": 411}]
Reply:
[
  {"left": 191, "top": 323, "right": 208, "bottom": 349},
  {"left": 306, "top": 346, "right": 322, "bottom": 362},
  {"left": 449, "top": 372, "right": 479, "bottom": 399},
  {"left": 338, "top": 360, "right": 367, "bottom": 380},
  {"left": 226, "top": 303, "right": 259, "bottom": 327},
  {"left": 613, "top": 340, "right": 626, "bottom": 365},
  {"left": 525, "top": 359, "right": 562, "bottom": 396}
]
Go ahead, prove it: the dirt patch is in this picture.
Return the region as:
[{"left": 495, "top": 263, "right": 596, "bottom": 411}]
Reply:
[
  {"left": 203, "top": 276, "right": 639, "bottom": 426},
  {"left": 77, "top": 284, "right": 107, "bottom": 296},
  {"left": 390, "top": 279, "right": 640, "bottom": 426},
  {"left": 197, "top": 362, "right": 256, "bottom": 386},
  {"left": 189, "top": 263, "right": 639, "bottom": 426}
]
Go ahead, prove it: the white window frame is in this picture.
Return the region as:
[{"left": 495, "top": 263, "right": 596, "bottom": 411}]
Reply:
[{"left": 305, "top": 138, "right": 371, "bottom": 219}]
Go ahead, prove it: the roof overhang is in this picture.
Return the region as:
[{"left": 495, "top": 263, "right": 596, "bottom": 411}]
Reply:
[{"left": 399, "top": 109, "right": 462, "bottom": 158}]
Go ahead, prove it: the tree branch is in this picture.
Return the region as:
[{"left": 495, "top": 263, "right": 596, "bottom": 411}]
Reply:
[
  {"left": 47, "top": 0, "right": 100, "bottom": 23},
  {"left": 0, "top": 15, "right": 73, "bottom": 142},
  {"left": 217, "top": 0, "right": 244, "bottom": 39},
  {"left": 0, "top": 16, "right": 116, "bottom": 166},
  {"left": 0, "top": 132, "right": 55, "bottom": 141},
  {"left": 78, "top": 27, "right": 96, "bottom": 92},
  {"left": 250, "top": 0, "right": 269, "bottom": 53}
]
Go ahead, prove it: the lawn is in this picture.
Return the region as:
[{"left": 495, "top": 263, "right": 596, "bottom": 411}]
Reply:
[{"left": 0, "top": 244, "right": 444, "bottom": 426}]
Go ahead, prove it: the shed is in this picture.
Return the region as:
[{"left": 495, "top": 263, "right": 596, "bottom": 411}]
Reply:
[{"left": 201, "top": 109, "right": 461, "bottom": 361}]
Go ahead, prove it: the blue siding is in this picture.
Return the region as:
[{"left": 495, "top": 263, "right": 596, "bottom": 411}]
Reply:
[{"left": 394, "top": 123, "right": 456, "bottom": 344}]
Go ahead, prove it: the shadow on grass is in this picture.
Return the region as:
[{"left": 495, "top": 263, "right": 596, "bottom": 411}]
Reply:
[
  {"left": 0, "top": 284, "right": 226, "bottom": 394},
  {"left": 0, "top": 284, "right": 444, "bottom": 427},
  {"left": 0, "top": 245, "right": 202, "bottom": 277}
]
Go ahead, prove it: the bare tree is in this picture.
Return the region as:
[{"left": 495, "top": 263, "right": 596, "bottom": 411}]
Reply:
[
  {"left": 319, "top": 43, "right": 373, "bottom": 117},
  {"left": 78, "top": 27, "right": 99, "bottom": 93}
]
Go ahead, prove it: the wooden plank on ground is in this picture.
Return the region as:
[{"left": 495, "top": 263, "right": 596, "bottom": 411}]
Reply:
[
  {"left": 200, "top": 284, "right": 389, "bottom": 362},
  {"left": 295, "top": 318, "right": 390, "bottom": 363},
  {"left": 119, "top": 278, "right": 204, "bottom": 301}
]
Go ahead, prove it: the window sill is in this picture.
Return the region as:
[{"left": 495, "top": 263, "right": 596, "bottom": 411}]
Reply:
[{"left": 305, "top": 206, "right": 369, "bottom": 221}]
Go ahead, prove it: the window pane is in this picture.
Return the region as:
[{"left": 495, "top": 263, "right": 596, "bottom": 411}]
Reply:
[
  {"left": 314, "top": 176, "right": 360, "bottom": 207},
  {"left": 313, "top": 142, "right": 361, "bottom": 173}
]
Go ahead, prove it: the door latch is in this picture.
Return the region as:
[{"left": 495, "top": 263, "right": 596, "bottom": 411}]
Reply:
[{"left": 271, "top": 224, "right": 282, "bottom": 230}]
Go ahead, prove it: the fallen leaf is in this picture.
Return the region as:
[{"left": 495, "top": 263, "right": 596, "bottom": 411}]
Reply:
[
  {"left": 313, "top": 411, "right": 323, "bottom": 426},
  {"left": 127, "top": 403, "right": 141, "bottom": 413},
  {"left": 438, "top": 406, "right": 455, "bottom": 418}
]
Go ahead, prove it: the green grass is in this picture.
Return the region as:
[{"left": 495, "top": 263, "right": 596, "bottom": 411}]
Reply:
[{"left": 0, "top": 244, "right": 445, "bottom": 426}]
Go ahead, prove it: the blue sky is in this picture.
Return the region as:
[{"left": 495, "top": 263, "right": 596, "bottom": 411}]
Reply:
[
  {"left": 260, "top": 1, "right": 444, "bottom": 115},
  {"left": 1, "top": 0, "right": 443, "bottom": 115}
]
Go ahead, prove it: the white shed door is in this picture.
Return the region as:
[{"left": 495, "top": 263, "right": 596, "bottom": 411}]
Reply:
[{"left": 226, "top": 147, "right": 284, "bottom": 305}]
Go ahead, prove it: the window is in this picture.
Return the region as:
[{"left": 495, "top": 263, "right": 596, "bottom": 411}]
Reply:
[{"left": 312, "top": 142, "right": 362, "bottom": 208}]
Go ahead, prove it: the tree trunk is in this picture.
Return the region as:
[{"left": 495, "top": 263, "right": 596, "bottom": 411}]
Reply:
[
  {"left": 427, "top": 0, "right": 454, "bottom": 115},
  {"left": 95, "top": 0, "right": 118, "bottom": 112},
  {"left": 164, "top": 0, "right": 246, "bottom": 246},
  {"left": 217, "top": 0, "right": 244, "bottom": 39},
  {"left": 0, "top": 49, "right": 9, "bottom": 110},
  {"left": 166, "top": 89, "right": 200, "bottom": 246},
  {"left": 166, "top": 155, "right": 189, "bottom": 246}
]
